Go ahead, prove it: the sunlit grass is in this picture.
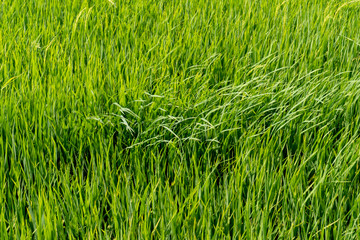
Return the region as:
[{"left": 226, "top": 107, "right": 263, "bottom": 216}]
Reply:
[{"left": 2, "top": 0, "right": 360, "bottom": 238}]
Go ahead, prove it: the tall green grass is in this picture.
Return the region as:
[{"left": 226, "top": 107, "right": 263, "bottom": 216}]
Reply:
[{"left": 2, "top": 0, "right": 360, "bottom": 238}]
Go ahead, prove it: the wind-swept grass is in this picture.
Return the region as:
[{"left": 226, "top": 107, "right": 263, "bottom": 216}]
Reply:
[{"left": 2, "top": 0, "right": 360, "bottom": 238}]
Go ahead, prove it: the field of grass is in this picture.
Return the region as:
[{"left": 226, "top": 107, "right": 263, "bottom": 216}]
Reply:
[{"left": 2, "top": 0, "right": 360, "bottom": 238}]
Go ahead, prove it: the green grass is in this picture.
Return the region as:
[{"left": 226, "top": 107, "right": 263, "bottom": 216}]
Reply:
[{"left": 2, "top": 0, "right": 360, "bottom": 238}]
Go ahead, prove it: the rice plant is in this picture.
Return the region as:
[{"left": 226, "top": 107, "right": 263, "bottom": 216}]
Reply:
[{"left": 2, "top": 0, "right": 360, "bottom": 238}]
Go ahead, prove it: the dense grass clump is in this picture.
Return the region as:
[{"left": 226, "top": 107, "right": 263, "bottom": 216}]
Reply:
[{"left": 2, "top": 0, "right": 360, "bottom": 238}]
